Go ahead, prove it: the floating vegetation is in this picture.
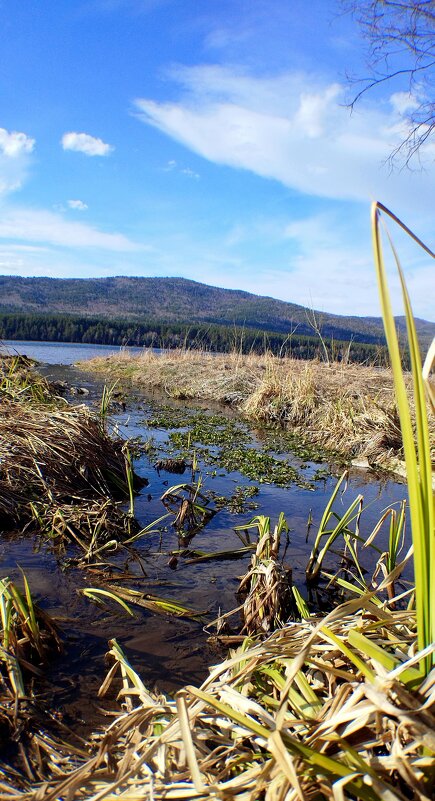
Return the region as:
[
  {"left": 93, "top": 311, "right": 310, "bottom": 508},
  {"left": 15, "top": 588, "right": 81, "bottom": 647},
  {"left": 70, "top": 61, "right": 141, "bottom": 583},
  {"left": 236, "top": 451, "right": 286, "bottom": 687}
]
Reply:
[
  {"left": 217, "top": 444, "right": 305, "bottom": 486},
  {"left": 146, "top": 404, "right": 323, "bottom": 487},
  {"left": 83, "top": 343, "right": 429, "bottom": 468},
  {"left": 252, "top": 423, "right": 332, "bottom": 465},
  {"left": 212, "top": 484, "right": 259, "bottom": 514},
  {"left": 167, "top": 429, "right": 309, "bottom": 486}
]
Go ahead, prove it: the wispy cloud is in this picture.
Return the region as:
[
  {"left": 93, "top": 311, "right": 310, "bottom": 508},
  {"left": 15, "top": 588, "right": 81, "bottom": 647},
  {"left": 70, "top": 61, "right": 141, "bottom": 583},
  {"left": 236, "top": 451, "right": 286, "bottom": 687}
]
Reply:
[
  {"left": 163, "top": 159, "right": 200, "bottom": 178},
  {"left": 68, "top": 199, "right": 88, "bottom": 211},
  {"left": 278, "top": 211, "right": 434, "bottom": 317},
  {"left": 181, "top": 167, "right": 200, "bottom": 179},
  {"left": 0, "top": 207, "right": 137, "bottom": 250},
  {"left": 134, "top": 66, "right": 434, "bottom": 216},
  {"left": 61, "top": 131, "right": 113, "bottom": 156}
]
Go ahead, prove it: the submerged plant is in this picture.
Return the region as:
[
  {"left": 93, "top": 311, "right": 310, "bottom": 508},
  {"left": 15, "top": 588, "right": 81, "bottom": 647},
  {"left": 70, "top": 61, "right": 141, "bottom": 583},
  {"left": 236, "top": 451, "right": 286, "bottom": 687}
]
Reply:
[{"left": 160, "top": 480, "right": 214, "bottom": 537}]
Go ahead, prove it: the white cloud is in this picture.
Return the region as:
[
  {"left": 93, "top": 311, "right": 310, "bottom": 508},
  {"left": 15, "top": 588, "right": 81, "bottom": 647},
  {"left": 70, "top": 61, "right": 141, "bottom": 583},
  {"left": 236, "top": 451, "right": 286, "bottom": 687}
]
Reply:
[
  {"left": 0, "top": 128, "right": 35, "bottom": 195},
  {"left": 134, "top": 66, "right": 434, "bottom": 216},
  {"left": 68, "top": 199, "right": 88, "bottom": 211},
  {"left": 0, "top": 128, "right": 35, "bottom": 158},
  {"left": 277, "top": 211, "right": 434, "bottom": 318},
  {"left": 390, "top": 91, "right": 420, "bottom": 116},
  {"left": 61, "top": 131, "right": 113, "bottom": 156},
  {"left": 0, "top": 207, "right": 137, "bottom": 251}
]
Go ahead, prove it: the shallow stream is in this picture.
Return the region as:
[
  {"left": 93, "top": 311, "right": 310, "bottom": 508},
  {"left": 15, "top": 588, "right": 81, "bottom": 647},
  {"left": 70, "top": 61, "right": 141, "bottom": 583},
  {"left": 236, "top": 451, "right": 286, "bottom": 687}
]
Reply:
[{"left": 0, "top": 341, "right": 410, "bottom": 734}]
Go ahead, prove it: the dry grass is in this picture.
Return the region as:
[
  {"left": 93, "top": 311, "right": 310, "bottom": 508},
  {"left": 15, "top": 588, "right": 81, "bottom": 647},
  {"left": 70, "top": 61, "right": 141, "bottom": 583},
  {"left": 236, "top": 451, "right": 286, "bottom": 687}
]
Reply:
[
  {"left": 237, "top": 514, "right": 293, "bottom": 635},
  {"left": 0, "top": 356, "right": 140, "bottom": 549},
  {"left": 0, "top": 353, "right": 432, "bottom": 800},
  {"left": 83, "top": 349, "right": 435, "bottom": 464},
  {"left": 0, "top": 599, "right": 432, "bottom": 801}
]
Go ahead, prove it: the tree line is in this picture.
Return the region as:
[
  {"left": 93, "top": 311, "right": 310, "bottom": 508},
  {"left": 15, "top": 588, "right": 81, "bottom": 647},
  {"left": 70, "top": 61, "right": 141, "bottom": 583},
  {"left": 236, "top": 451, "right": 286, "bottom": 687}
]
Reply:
[{"left": 0, "top": 312, "right": 390, "bottom": 365}]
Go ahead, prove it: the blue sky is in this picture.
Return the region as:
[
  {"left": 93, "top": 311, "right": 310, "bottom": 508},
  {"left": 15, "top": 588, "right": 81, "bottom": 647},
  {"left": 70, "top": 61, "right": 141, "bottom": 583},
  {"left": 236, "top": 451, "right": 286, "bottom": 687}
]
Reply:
[{"left": 0, "top": 0, "right": 434, "bottom": 319}]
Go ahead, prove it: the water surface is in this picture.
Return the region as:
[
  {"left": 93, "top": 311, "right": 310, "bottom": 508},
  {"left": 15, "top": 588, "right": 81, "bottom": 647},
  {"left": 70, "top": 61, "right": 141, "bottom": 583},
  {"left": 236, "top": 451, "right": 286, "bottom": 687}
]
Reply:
[{"left": 1, "top": 339, "right": 147, "bottom": 364}]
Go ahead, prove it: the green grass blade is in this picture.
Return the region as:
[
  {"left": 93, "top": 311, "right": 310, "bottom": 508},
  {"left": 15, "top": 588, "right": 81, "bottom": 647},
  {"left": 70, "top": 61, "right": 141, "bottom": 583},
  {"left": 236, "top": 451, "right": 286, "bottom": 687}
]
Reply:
[
  {"left": 81, "top": 588, "right": 135, "bottom": 616},
  {"left": 371, "top": 201, "right": 434, "bottom": 672}
]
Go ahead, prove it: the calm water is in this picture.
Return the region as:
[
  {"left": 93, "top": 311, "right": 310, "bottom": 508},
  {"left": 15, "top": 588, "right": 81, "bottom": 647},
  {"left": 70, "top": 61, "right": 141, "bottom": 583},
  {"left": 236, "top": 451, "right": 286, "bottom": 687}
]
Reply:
[
  {"left": 1, "top": 340, "right": 409, "bottom": 730},
  {"left": 0, "top": 339, "right": 148, "bottom": 364}
]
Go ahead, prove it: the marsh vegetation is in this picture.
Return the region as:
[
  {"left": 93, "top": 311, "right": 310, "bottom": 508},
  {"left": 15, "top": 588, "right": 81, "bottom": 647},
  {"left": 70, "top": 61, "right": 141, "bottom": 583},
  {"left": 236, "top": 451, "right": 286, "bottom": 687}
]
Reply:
[{"left": 0, "top": 203, "right": 433, "bottom": 800}]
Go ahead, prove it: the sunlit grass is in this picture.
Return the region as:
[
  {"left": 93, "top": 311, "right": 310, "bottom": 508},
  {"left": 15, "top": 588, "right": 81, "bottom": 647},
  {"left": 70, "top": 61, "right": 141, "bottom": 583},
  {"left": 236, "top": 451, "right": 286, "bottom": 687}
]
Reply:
[{"left": 371, "top": 200, "right": 434, "bottom": 673}]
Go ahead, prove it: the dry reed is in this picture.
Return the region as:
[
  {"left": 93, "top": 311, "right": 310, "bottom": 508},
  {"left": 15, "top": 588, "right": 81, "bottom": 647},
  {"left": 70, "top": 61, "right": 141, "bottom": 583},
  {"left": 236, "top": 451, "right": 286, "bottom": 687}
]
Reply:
[
  {"left": 0, "top": 599, "right": 432, "bottom": 801},
  {"left": 0, "top": 356, "right": 140, "bottom": 548}
]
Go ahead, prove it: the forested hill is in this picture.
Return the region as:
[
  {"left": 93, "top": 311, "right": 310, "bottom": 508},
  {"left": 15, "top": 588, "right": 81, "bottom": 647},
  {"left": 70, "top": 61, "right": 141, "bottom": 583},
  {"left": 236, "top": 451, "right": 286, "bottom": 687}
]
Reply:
[{"left": 0, "top": 275, "right": 433, "bottom": 346}]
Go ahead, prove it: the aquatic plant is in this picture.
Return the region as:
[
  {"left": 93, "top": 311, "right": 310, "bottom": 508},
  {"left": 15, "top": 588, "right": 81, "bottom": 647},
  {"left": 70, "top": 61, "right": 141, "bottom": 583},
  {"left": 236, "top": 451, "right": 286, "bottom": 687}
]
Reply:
[
  {"left": 372, "top": 200, "right": 434, "bottom": 672},
  {"left": 0, "top": 203, "right": 433, "bottom": 800},
  {"left": 85, "top": 347, "right": 419, "bottom": 465},
  {"left": 7, "top": 599, "right": 431, "bottom": 800},
  {"left": 0, "top": 575, "right": 61, "bottom": 701},
  {"left": 305, "top": 471, "right": 363, "bottom": 583},
  {"left": 160, "top": 481, "right": 215, "bottom": 536},
  {"left": 236, "top": 513, "right": 293, "bottom": 634},
  {"left": 99, "top": 379, "right": 119, "bottom": 427},
  {"left": 86, "top": 584, "right": 206, "bottom": 619}
]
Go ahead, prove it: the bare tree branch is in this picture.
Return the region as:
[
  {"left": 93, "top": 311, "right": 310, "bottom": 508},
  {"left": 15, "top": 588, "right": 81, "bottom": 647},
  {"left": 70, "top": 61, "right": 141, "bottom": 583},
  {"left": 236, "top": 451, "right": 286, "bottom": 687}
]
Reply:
[{"left": 342, "top": 1, "right": 435, "bottom": 165}]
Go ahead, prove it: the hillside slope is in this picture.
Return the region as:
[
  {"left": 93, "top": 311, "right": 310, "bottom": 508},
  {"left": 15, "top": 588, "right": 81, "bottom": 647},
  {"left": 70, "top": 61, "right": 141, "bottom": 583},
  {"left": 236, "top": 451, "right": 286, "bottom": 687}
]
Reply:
[{"left": 0, "top": 275, "right": 433, "bottom": 346}]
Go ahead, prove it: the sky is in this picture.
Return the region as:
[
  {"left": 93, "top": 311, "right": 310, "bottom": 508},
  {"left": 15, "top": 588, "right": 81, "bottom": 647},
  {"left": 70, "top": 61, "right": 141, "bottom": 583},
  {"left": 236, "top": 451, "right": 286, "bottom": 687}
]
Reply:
[{"left": 0, "top": 0, "right": 434, "bottom": 320}]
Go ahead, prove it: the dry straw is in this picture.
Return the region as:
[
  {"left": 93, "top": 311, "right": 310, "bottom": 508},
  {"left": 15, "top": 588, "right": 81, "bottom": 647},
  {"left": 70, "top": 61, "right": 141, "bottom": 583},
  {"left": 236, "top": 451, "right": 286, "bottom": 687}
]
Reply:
[{"left": 0, "top": 357, "right": 139, "bottom": 550}]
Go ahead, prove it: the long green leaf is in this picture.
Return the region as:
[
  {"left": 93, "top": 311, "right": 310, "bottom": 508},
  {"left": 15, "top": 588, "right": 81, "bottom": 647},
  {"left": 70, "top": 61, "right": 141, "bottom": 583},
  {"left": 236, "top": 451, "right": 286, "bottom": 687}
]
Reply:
[{"left": 371, "top": 201, "right": 434, "bottom": 673}]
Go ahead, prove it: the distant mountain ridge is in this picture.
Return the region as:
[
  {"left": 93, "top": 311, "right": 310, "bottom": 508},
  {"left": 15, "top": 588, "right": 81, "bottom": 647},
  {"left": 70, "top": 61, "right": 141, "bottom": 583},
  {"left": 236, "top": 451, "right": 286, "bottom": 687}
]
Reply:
[{"left": 0, "top": 275, "right": 433, "bottom": 347}]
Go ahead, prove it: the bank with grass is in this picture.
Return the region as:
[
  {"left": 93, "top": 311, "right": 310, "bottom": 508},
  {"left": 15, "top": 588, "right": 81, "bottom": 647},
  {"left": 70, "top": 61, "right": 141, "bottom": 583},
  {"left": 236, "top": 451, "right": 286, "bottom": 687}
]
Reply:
[
  {"left": 0, "top": 354, "right": 141, "bottom": 555},
  {"left": 82, "top": 348, "right": 434, "bottom": 472}
]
